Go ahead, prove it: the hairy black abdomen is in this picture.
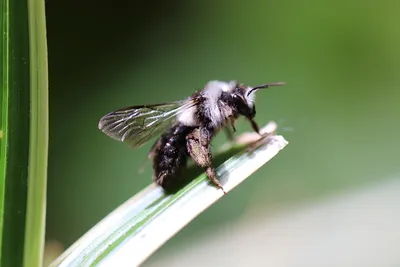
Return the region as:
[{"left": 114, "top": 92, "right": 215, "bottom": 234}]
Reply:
[{"left": 152, "top": 123, "right": 194, "bottom": 189}]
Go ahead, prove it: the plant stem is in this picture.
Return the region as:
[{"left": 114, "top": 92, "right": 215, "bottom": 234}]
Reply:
[{"left": 23, "top": 0, "right": 49, "bottom": 266}]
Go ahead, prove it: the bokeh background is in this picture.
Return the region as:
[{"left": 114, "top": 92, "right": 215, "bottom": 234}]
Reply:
[{"left": 45, "top": 0, "right": 400, "bottom": 266}]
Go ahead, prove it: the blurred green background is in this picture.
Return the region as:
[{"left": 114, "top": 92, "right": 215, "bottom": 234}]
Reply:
[{"left": 45, "top": 0, "right": 400, "bottom": 265}]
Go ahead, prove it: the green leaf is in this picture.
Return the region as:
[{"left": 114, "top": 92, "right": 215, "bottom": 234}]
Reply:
[
  {"left": 50, "top": 122, "right": 288, "bottom": 267},
  {"left": 0, "top": 0, "right": 31, "bottom": 265},
  {"left": 23, "top": 0, "right": 49, "bottom": 266},
  {"left": 0, "top": 0, "right": 48, "bottom": 266}
]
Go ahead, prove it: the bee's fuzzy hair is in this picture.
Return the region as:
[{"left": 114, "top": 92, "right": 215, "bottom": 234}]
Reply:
[
  {"left": 177, "top": 80, "right": 255, "bottom": 128},
  {"left": 201, "top": 81, "right": 236, "bottom": 128},
  {"left": 177, "top": 80, "right": 235, "bottom": 127}
]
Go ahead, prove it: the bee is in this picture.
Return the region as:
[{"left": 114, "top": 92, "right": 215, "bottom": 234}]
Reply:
[{"left": 98, "top": 80, "right": 284, "bottom": 193}]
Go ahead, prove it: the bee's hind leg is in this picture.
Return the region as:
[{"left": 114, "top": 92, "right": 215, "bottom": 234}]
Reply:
[{"left": 186, "top": 127, "right": 226, "bottom": 194}]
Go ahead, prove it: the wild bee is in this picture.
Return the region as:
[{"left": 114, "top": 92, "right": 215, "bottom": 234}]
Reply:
[{"left": 98, "top": 80, "right": 284, "bottom": 193}]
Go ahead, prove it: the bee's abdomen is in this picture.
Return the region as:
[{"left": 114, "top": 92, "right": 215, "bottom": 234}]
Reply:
[{"left": 152, "top": 123, "right": 194, "bottom": 189}]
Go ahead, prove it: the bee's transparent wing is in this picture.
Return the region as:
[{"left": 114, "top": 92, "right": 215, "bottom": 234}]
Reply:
[{"left": 98, "top": 99, "right": 198, "bottom": 147}]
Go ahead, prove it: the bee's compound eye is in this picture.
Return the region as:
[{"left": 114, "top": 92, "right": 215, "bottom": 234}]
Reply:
[{"left": 232, "top": 93, "right": 246, "bottom": 102}]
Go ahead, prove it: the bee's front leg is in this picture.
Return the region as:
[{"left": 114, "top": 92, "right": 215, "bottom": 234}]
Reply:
[
  {"left": 186, "top": 127, "right": 226, "bottom": 194},
  {"left": 249, "top": 119, "right": 261, "bottom": 135},
  {"left": 224, "top": 127, "right": 234, "bottom": 141}
]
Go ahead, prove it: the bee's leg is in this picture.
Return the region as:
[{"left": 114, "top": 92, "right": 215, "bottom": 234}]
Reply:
[
  {"left": 224, "top": 127, "right": 234, "bottom": 141},
  {"left": 245, "top": 119, "right": 275, "bottom": 152},
  {"left": 204, "top": 166, "right": 226, "bottom": 194},
  {"left": 229, "top": 116, "right": 236, "bottom": 132},
  {"left": 223, "top": 116, "right": 236, "bottom": 141},
  {"left": 249, "top": 119, "right": 261, "bottom": 135},
  {"left": 186, "top": 127, "right": 226, "bottom": 194}
]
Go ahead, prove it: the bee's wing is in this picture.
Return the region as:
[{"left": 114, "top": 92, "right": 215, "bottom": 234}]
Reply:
[{"left": 98, "top": 99, "right": 199, "bottom": 148}]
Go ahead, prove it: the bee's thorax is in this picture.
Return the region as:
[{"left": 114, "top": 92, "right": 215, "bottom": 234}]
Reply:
[{"left": 177, "top": 80, "right": 255, "bottom": 130}]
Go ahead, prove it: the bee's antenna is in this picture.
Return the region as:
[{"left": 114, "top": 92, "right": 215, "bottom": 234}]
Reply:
[{"left": 247, "top": 82, "right": 285, "bottom": 97}]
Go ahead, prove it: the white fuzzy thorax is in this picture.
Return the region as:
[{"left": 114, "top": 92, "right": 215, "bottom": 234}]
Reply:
[
  {"left": 202, "top": 80, "right": 236, "bottom": 127},
  {"left": 177, "top": 80, "right": 236, "bottom": 128}
]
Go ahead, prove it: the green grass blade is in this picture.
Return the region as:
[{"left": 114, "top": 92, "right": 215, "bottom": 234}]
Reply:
[
  {"left": 23, "top": 0, "right": 49, "bottom": 266},
  {"left": 0, "top": 0, "right": 31, "bottom": 265},
  {"left": 50, "top": 122, "right": 288, "bottom": 267}
]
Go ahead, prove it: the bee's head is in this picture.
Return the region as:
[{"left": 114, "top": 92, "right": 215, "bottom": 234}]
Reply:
[{"left": 230, "top": 82, "right": 285, "bottom": 119}]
